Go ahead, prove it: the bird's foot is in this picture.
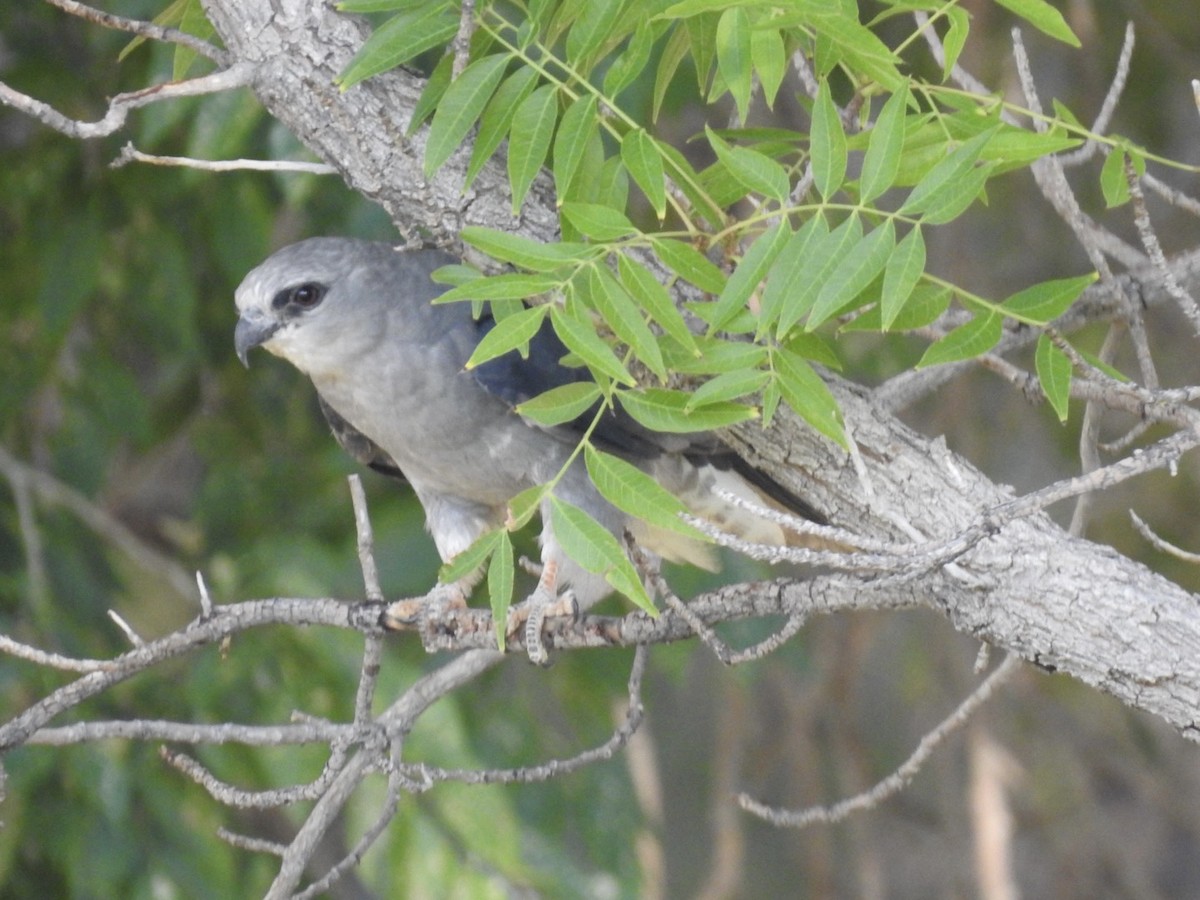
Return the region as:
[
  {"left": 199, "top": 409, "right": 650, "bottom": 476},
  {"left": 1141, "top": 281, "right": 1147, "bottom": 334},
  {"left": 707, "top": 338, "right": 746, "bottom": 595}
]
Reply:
[
  {"left": 505, "top": 559, "right": 577, "bottom": 665},
  {"left": 381, "top": 584, "right": 468, "bottom": 652}
]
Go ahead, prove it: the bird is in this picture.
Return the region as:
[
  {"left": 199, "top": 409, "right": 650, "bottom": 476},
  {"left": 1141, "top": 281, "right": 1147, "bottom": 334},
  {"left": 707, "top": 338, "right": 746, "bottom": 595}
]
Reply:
[{"left": 234, "top": 237, "right": 824, "bottom": 657}]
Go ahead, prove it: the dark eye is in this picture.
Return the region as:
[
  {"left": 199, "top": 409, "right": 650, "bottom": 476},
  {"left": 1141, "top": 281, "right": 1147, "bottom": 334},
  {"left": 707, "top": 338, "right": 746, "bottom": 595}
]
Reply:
[{"left": 272, "top": 282, "right": 326, "bottom": 311}]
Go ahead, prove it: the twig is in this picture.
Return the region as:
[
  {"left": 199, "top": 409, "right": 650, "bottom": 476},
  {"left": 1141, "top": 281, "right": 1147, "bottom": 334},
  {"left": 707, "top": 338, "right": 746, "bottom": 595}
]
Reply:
[
  {"left": 28, "top": 719, "right": 350, "bottom": 746},
  {"left": 1130, "top": 511, "right": 1200, "bottom": 564},
  {"left": 217, "top": 828, "right": 287, "bottom": 857},
  {"left": 110, "top": 143, "right": 337, "bottom": 174},
  {"left": 399, "top": 645, "right": 648, "bottom": 786},
  {"left": 1058, "top": 23, "right": 1135, "bottom": 167},
  {"left": 451, "top": 0, "right": 477, "bottom": 79},
  {"left": 0, "top": 634, "right": 109, "bottom": 674},
  {"left": 107, "top": 610, "right": 144, "bottom": 647},
  {"left": 196, "top": 571, "right": 214, "bottom": 619},
  {"left": 0, "top": 62, "right": 254, "bottom": 140},
  {"left": 736, "top": 654, "right": 1020, "bottom": 827},
  {"left": 45, "top": 0, "right": 230, "bottom": 65},
  {"left": 1125, "top": 155, "right": 1200, "bottom": 334}
]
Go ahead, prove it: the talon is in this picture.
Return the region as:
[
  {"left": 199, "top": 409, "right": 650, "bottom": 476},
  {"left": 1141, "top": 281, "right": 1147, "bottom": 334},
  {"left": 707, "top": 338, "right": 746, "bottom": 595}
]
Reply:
[
  {"left": 506, "top": 561, "right": 579, "bottom": 665},
  {"left": 381, "top": 586, "right": 467, "bottom": 644}
]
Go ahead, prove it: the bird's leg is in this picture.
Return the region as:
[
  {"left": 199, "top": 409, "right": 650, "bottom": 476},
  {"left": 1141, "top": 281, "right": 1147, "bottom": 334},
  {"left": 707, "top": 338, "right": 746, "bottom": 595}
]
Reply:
[
  {"left": 381, "top": 583, "right": 468, "bottom": 651},
  {"left": 506, "top": 559, "right": 578, "bottom": 665}
]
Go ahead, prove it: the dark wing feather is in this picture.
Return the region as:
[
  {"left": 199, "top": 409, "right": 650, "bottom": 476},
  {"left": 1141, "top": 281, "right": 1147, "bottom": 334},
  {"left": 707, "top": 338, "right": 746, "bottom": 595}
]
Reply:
[
  {"left": 317, "top": 394, "right": 408, "bottom": 483},
  {"left": 470, "top": 311, "right": 827, "bottom": 524}
]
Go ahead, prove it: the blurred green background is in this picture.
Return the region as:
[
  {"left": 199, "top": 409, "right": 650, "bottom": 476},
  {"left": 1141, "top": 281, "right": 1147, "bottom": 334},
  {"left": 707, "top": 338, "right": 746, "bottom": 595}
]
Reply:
[{"left": 3, "top": 2, "right": 1200, "bottom": 897}]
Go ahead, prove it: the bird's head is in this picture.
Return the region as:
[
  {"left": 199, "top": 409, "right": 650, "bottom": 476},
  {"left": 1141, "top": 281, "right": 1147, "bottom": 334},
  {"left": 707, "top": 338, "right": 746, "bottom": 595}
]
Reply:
[{"left": 234, "top": 237, "right": 400, "bottom": 375}]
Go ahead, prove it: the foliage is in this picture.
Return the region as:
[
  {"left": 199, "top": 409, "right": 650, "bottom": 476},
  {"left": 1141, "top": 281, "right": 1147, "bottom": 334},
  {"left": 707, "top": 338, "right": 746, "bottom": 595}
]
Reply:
[
  {"left": 332, "top": 0, "right": 1176, "bottom": 627},
  {"left": 5, "top": 0, "right": 1200, "bottom": 897}
]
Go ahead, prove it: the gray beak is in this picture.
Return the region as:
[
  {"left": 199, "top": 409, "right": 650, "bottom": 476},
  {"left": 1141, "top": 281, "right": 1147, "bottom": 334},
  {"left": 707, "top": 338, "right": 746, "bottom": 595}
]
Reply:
[{"left": 234, "top": 312, "right": 280, "bottom": 367}]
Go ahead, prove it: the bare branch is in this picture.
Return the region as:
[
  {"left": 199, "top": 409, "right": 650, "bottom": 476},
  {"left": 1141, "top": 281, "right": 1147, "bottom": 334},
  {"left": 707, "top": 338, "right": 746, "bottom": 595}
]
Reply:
[
  {"left": 1130, "top": 511, "right": 1200, "bottom": 564},
  {"left": 0, "top": 63, "right": 254, "bottom": 140},
  {"left": 737, "top": 655, "right": 1020, "bottom": 827},
  {"left": 1126, "top": 155, "right": 1200, "bottom": 333},
  {"left": 46, "top": 0, "right": 231, "bottom": 65},
  {"left": 110, "top": 142, "right": 337, "bottom": 174}
]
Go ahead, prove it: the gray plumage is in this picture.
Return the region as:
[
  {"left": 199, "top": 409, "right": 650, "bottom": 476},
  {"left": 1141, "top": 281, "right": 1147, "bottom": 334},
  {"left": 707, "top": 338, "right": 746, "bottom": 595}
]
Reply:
[{"left": 234, "top": 237, "right": 821, "bottom": 610}]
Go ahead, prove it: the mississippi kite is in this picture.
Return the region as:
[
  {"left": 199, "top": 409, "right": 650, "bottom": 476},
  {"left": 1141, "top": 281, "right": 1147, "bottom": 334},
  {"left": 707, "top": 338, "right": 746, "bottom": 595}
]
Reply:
[{"left": 234, "top": 237, "right": 824, "bottom": 651}]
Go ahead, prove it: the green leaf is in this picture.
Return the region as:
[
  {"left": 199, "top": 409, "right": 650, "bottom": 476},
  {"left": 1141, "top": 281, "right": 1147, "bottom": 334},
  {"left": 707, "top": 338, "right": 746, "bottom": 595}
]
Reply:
[
  {"left": 1000, "top": 273, "right": 1095, "bottom": 325},
  {"left": 434, "top": 272, "right": 560, "bottom": 303},
  {"left": 517, "top": 381, "right": 603, "bottom": 426},
  {"left": 337, "top": 5, "right": 456, "bottom": 90},
  {"left": 548, "top": 497, "right": 657, "bottom": 615},
  {"left": 465, "top": 305, "right": 549, "bottom": 369},
  {"left": 778, "top": 214, "right": 863, "bottom": 337},
  {"left": 917, "top": 162, "right": 995, "bottom": 225},
  {"left": 586, "top": 265, "right": 667, "bottom": 379},
  {"left": 1035, "top": 333, "right": 1072, "bottom": 422},
  {"left": 751, "top": 26, "right": 786, "bottom": 109},
  {"left": 917, "top": 311, "right": 1002, "bottom": 368},
  {"left": 605, "top": 20, "right": 657, "bottom": 98},
  {"left": 859, "top": 82, "right": 908, "bottom": 203},
  {"left": 566, "top": 0, "right": 626, "bottom": 65},
  {"left": 584, "top": 446, "right": 707, "bottom": 541},
  {"left": 439, "top": 528, "right": 503, "bottom": 585},
  {"left": 407, "top": 52, "right": 454, "bottom": 136},
  {"left": 686, "top": 368, "right": 770, "bottom": 410},
  {"left": 553, "top": 95, "right": 599, "bottom": 204},
  {"left": 880, "top": 225, "right": 926, "bottom": 330},
  {"left": 942, "top": 7, "right": 970, "bottom": 78},
  {"left": 466, "top": 66, "right": 539, "bottom": 188},
  {"left": 551, "top": 306, "right": 635, "bottom": 386},
  {"left": 425, "top": 54, "right": 510, "bottom": 177},
  {"left": 811, "top": 79, "right": 848, "bottom": 199},
  {"left": 1100, "top": 147, "right": 1131, "bottom": 208},
  {"left": 706, "top": 126, "right": 790, "bottom": 202},
  {"left": 652, "top": 238, "right": 727, "bottom": 294},
  {"left": 507, "top": 484, "right": 548, "bottom": 530},
  {"left": 618, "top": 387, "right": 756, "bottom": 433},
  {"left": 662, "top": 335, "right": 765, "bottom": 375},
  {"left": 621, "top": 128, "right": 667, "bottom": 219},
  {"left": 618, "top": 254, "right": 700, "bottom": 355},
  {"left": 487, "top": 531, "right": 515, "bottom": 650},
  {"left": 773, "top": 347, "right": 846, "bottom": 448},
  {"left": 509, "top": 84, "right": 560, "bottom": 214},
  {"left": 652, "top": 22, "right": 692, "bottom": 121},
  {"left": 759, "top": 215, "right": 829, "bottom": 337},
  {"left": 899, "top": 127, "right": 997, "bottom": 218},
  {"left": 714, "top": 7, "right": 753, "bottom": 122},
  {"left": 842, "top": 283, "right": 951, "bottom": 333},
  {"left": 993, "top": 0, "right": 1080, "bottom": 47},
  {"left": 561, "top": 202, "right": 636, "bottom": 241},
  {"left": 462, "top": 226, "right": 591, "bottom": 272},
  {"left": 707, "top": 222, "right": 791, "bottom": 333},
  {"left": 807, "top": 219, "right": 895, "bottom": 330},
  {"left": 805, "top": 8, "right": 904, "bottom": 90}
]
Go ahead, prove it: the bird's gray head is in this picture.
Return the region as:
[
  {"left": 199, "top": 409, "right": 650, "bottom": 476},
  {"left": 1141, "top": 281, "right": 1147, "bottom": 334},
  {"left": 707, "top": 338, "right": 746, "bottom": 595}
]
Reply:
[{"left": 234, "top": 237, "right": 410, "bottom": 374}]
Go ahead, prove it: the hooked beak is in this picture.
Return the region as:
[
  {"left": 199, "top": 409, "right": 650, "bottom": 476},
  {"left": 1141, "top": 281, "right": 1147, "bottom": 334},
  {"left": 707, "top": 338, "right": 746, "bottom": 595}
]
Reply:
[{"left": 234, "top": 311, "right": 280, "bottom": 367}]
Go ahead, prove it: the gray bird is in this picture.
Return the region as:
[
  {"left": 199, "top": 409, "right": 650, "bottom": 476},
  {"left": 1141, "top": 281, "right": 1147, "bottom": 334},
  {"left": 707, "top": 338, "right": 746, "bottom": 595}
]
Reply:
[{"left": 234, "top": 237, "right": 822, "bottom": 652}]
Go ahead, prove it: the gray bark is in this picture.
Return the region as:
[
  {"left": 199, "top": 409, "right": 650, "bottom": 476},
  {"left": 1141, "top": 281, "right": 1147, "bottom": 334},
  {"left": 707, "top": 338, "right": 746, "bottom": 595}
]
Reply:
[{"left": 201, "top": 0, "right": 1200, "bottom": 738}]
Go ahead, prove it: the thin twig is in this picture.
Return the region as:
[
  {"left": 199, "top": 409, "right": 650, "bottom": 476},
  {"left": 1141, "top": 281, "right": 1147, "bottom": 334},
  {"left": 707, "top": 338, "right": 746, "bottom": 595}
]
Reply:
[
  {"left": 1125, "top": 155, "right": 1200, "bottom": 334},
  {"left": 0, "top": 63, "right": 254, "bottom": 140},
  {"left": 45, "top": 0, "right": 230, "bottom": 65},
  {"left": 737, "top": 655, "right": 1020, "bottom": 827},
  {"left": 0, "top": 635, "right": 109, "bottom": 674},
  {"left": 1058, "top": 23, "right": 1135, "bottom": 167},
  {"left": 110, "top": 143, "right": 337, "bottom": 174},
  {"left": 1130, "top": 511, "right": 1200, "bottom": 564}
]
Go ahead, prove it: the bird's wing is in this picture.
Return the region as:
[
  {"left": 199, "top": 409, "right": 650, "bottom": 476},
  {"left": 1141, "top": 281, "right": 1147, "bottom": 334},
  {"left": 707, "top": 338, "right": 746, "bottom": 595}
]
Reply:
[
  {"left": 469, "top": 309, "right": 827, "bottom": 524},
  {"left": 317, "top": 393, "right": 408, "bottom": 483}
]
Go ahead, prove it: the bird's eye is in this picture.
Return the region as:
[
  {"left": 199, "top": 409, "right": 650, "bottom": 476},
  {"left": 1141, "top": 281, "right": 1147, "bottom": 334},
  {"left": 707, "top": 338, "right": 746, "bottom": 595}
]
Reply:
[{"left": 273, "top": 282, "right": 326, "bottom": 311}]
